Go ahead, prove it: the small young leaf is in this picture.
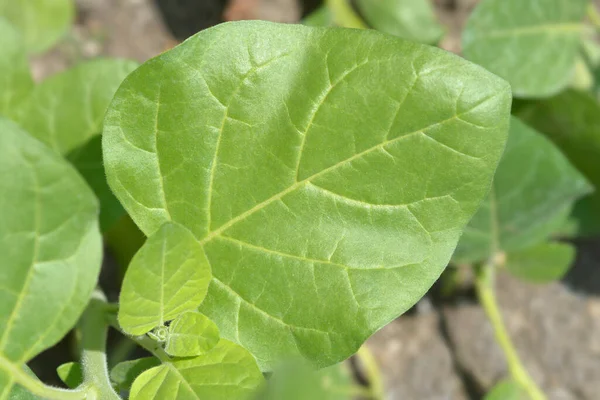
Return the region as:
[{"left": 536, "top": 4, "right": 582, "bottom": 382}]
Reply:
[
  {"left": 118, "top": 223, "right": 212, "bottom": 335},
  {"left": 454, "top": 117, "right": 591, "bottom": 263},
  {"left": 104, "top": 21, "right": 511, "bottom": 369},
  {"left": 130, "top": 340, "right": 264, "bottom": 400},
  {"left": 0, "top": 19, "right": 34, "bottom": 115},
  {"left": 11, "top": 59, "right": 138, "bottom": 155},
  {"left": 0, "top": 0, "right": 74, "bottom": 54},
  {"left": 164, "top": 311, "right": 220, "bottom": 357},
  {"left": 505, "top": 242, "right": 575, "bottom": 284},
  {"left": 356, "top": 0, "right": 443, "bottom": 44},
  {"left": 463, "top": 0, "right": 587, "bottom": 97},
  {"left": 0, "top": 118, "right": 102, "bottom": 394},
  {"left": 110, "top": 357, "right": 161, "bottom": 392},
  {"left": 56, "top": 362, "right": 83, "bottom": 389},
  {"left": 484, "top": 379, "right": 524, "bottom": 400}
]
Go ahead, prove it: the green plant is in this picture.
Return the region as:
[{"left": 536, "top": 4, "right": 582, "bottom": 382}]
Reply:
[{"left": 1, "top": 0, "right": 600, "bottom": 399}]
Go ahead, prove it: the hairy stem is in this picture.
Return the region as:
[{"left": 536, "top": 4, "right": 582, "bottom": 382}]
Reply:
[
  {"left": 356, "top": 345, "right": 385, "bottom": 400},
  {"left": 475, "top": 263, "right": 546, "bottom": 400},
  {"left": 79, "top": 291, "right": 121, "bottom": 400},
  {"left": 0, "top": 355, "right": 88, "bottom": 400}
]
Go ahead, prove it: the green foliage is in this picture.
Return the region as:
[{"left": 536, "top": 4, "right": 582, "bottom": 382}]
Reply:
[
  {"left": 118, "top": 223, "right": 212, "bottom": 336},
  {"left": 129, "top": 340, "right": 264, "bottom": 400},
  {"left": 484, "top": 379, "right": 525, "bottom": 400},
  {"left": 355, "top": 0, "right": 443, "bottom": 44},
  {"left": 0, "top": 118, "right": 101, "bottom": 396},
  {"left": 110, "top": 357, "right": 161, "bottom": 393},
  {"left": 505, "top": 242, "right": 575, "bottom": 283},
  {"left": 454, "top": 117, "right": 591, "bottom": 263},
  {"left": 164, "top": 311, "right": 220, "bottom": 357},
  {"left": 103, "top": 20, "right": 511, "bottom": 369},
  {"left": 463, "top": 0, "right": 587, "bottom": 98},
  {"left": 0, "top": 20, "right": 34, "bottom": 115},
  {"left": 56, "top": 362, "right": 83, "bottom": 389},
  {"left": 0, "top": 0, "right": 74, "bottom": 54}
]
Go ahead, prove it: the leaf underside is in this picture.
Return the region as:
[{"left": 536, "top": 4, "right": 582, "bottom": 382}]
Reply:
[
  {"left": 104, "top": 21, "right": 511, "bottom": 369},
  {"left": 462, "top": 0, "right": 587, "bottom": 98},
  {"left": 0, "top": 118, "right": 102, "bottom": 397}
]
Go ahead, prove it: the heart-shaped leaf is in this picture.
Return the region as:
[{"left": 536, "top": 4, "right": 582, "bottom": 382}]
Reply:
[
  {"left": 0, "top": 118, "right": 102, "bottom": 394},
  {"left": 355, "top": 0, "right": 443, "bottom": 44},
  {"left": 505, "top": 242, "right": 574, "bottom": 284},
  {"left": 0, "top": 19, "right": 33, "bottom": 115},
  {"left": 118, "top": 222, "right": 212, "bottom": 335},
  {"left": 0, "top": 0, "right": 74, "bottom": 54},
  {"left": 164, "top": 311, "right": 220, "bottom": 357},
  {"left": 462, "top": 0, "right": 587, "bottom": 98},
  {"left": 104, "top": 21, "right": 511, "bottom": 368},
  {"left": 129, "top": 340, "right": 264, "bottom": 400},
  {"left": 110, "top": 357, "right": 161, "bottom": 393},
  {"left": 454, "top": 117, "right": 591, "bottom": 263}
]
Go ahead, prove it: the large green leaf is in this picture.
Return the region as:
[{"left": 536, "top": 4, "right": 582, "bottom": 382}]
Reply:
[
  {"left": 356, "top": 0, "right": 443, "bottom": 44},
  {"left": 103, "top": 21, "right": 511, "bottom": 368},
  {"left": 0, "top": 19, "right": 34, "bottom": 115},
  {"left": 10, "top": 59, "right": 138, "bottom": 232},
  {"left": 8, "top": 366, "right": 39, "bottom": 400},
  {"left": 505, "top": 242, "right": 575, "bottom": 283},
  {"left": 454, "top": 117, "right": 590, "bottom": 263},
  {"left": 118, "top": 223, "right": 212, "bottom": 336},
  {"left": 164, "top": 311, "right": 220, "bottom": 357},
  {"left": 129, "top": 340, "right": 264, "bottom": 400},
  {"left": 462, "top": 0, "right": 587, "bottom": 98},
  {"left": 0, "top": 118, "right": 101, "bottom": 396},
  {"left": 0, "top": 0, "right": 74, "bottom": 54}
]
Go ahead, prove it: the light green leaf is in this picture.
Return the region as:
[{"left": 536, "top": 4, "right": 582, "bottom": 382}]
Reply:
[
  {"left": 302, "top": 6, "right": 334, "bottom": 27},
  {"left": 103, "top": 21, "right": 511, "bottom": 369},
  {"left": 255, "top": 361, "right": 354, "bottom": 400},
  {"left": 462, "top": 0, "right": 587, "bottom": 98},
  {"left": 12, "top": 59, "right": 138, "bottom": 155},
  {"left": 118, "top": 223, "right": 212, "bottom": 336},
  {"left": 8, "top": 366, "right": 39, "bottom": 400},
  {"left": 110, "top": 357, "right": 161, "bottom": 393},
  {"left": 130, "top": 340, "right": 264, "bottom": 400},
  {"left": 484, "top": 379, "right": 524, "bottom": 400},
  {"left": 0, "top": 0, "right": 74, "bottom": 54},
  {"left": 505, "top": 242, "right": 575, "bottom": 283},
  {"left": 454, "top": 117, "right": 591, "bottom": 263},
  {"left": 164, "top": 311, "right": 220, "bottom": 357},
  {"left": 67, "top": 136, "right": 124, "bottom": 232},
  {"left": 356, "top": 0, "right": 443, "bottom": 44},
  {"left": 0, "top": 118, "right": 101, "bottom": 396},
  {"left": 0, "top": 19, "right": 34, "bottom": 115},
  {"left": 56, "top": 362, "right": 82, "bottom": 389}
]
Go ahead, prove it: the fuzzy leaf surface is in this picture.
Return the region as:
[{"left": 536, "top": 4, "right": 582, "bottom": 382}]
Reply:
[
  {"left": 129, "top": 340, "right": 263, "bottom": 400},
  {"left": 118, "top": 223, "right": 212, "bottom": 335},
  {"left": 104, "top": 21, "right": 511, "bottom": 368},
  {"left": 463, "top": 0, "right": 587, "bottom": 97},
  {"left": 0, "top": 119, "right": 101, "bottom": 397},
  {"left": 165, "top": 311, "right": 220, "bottom": 357},
  {"left": 454, "top": 117, "right": 590, "bottom": 263}
]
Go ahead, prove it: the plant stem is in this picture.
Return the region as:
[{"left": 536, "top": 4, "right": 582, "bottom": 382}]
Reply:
[
  {"left": 356, "top": 345, "right": 385, "bottom": 400},
  {"left": 0, "top": 355, "right": 88, "bottom": 400},
  {"left": 475, "top": 263, "right": 546, "bottom": 400},
  {"left": 79, "top": 291, "right": 122, "bottom": 400}
]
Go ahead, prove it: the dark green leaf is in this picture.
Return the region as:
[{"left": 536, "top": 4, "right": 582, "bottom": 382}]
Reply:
[
  {"left": 356, "top": 0, "right": 443, "bottom": 44},
  {"left": 454, "top": 117, "right": 590, "bottom": 262},
  {"left": 0, "top": 118, "right": 102, "bottom": 396},
  {"left": 110, "top": 357, "right": 161, "bottom": 393},
  {"left": 505, "top": 242, "right": 575, "bottom": 283},
  {"left": 463, "top": 0, "right": 587, "bottom": 97},
  {"left": 104, "top": 21, "right": 511, "bottom": 369},
  {"left": 118, "top": 223, "right": 212, "bottom": 336}
]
